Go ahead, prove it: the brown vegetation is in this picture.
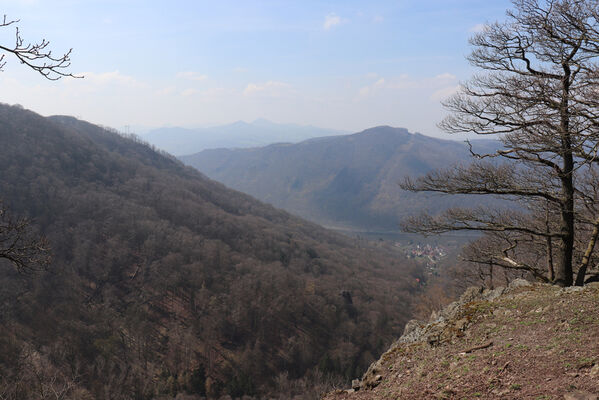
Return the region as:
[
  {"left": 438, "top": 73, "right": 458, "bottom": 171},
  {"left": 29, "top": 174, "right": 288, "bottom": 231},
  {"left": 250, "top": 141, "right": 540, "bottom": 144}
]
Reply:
[
  {"left": 181, "top": 126, "right": 499, "bottom": 232},
  {"left": 325, "top": 281, "right": 599, "bottom": 399},
  {"left": 0, "top": 201, "right": 51, "bottom": 273},
  {"left": 0, "top": 104, "right": 423, "bottom": 399}
]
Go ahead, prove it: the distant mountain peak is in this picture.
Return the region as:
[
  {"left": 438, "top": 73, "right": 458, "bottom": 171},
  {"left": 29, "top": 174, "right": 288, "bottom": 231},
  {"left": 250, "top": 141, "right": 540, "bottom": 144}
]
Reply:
[
  {"left": 143, "top": 120, "right": 349, "bottom": 155},
  {"left": 181, "top": 126, "right": 500, "bottom": 231},
  {"left": 228, "top": 120, "right": 252, "bottom": 127},
  {"left": 358, "top": 126, "right": 411, "bottom": 136}
]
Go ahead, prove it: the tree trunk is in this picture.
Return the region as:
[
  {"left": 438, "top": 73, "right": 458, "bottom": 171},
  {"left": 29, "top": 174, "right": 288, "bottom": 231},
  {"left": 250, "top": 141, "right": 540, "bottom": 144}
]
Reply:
[
  {"left": 556, "top": 65, "right": 574, "bottom": 287},
  {"left": 575, "top": 216, "right": 599, "bottom": 286}
]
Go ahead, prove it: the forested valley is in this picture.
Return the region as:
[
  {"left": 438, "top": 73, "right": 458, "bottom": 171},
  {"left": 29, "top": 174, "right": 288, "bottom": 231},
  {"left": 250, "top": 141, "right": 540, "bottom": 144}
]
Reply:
[
  {"left": 0, "top": 104, "right": 424, "bottom": 399},
  {"left": 6, "top": 1, "right": 599, "bottom": 399},
  {"left": 180, "top": 127, "right": 499, "bottom": 233}
]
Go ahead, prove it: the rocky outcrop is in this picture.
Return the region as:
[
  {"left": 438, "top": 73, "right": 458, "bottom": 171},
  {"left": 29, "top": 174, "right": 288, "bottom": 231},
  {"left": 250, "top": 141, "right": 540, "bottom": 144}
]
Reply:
[{"left": 331, "top": 280, "right": 599, "bottom": 399}]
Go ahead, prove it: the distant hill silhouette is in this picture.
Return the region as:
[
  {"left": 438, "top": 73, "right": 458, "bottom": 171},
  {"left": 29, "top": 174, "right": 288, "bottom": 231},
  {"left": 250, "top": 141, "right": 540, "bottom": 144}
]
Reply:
[
  {"left": 143, "top": 119, "right": 348, "bottom": 156},
  {"left": 181, "top": 126, "right": 499, "bottom": 232},
  {"left": 0, "top": 105, "right": 421, "bottom": 399}
]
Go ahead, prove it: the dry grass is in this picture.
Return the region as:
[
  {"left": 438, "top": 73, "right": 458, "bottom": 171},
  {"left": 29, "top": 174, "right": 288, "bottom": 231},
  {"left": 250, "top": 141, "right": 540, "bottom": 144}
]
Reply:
[{"left": 324, "top": 284, "right": 599, "bottom": 399}]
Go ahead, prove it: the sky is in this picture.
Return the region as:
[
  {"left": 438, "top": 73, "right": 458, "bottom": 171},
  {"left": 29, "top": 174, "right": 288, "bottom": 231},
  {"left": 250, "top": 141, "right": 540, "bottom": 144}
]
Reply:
[{"left": 0, "top": 0, "right": 512, "bottom": 137}]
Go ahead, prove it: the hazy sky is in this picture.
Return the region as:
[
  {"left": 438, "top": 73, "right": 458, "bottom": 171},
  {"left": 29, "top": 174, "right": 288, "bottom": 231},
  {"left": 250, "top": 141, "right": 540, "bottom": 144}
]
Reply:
[{"left": 0, "top": 0, "right": 511, "bottom": 137}]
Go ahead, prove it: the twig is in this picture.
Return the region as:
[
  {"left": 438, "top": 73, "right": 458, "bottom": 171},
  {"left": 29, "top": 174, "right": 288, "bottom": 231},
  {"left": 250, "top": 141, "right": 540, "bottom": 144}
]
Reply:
[{"left": 461, "top": 341, "right": 493, "bottom": 354}]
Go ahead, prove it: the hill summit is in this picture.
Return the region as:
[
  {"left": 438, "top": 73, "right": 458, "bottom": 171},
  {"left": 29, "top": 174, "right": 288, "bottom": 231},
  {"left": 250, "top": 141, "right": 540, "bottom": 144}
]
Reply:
[
  {"left": 181, "top": 126, "right": 498, "bottom": 232},
  {"left": 326, "top": 281, "right": 599, "bottom": 399}
]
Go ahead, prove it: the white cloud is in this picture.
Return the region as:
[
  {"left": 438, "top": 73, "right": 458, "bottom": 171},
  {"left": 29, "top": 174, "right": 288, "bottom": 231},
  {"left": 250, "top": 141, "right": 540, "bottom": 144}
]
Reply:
[
  {"left": 200, "top": 87, "right": 229, "bottom": 97},
  {"left": 359, "top": 78, "right": 386, "bottom": 96},
  {"left": 357, "top": 73, "right": 459, "bottom": 99},
  {"left": 177, "top": 71, "right": 208, "bottom": 81},
  {"left": 6, "top": 0, "right": 39, "bottom": 4},
  {"left": 430, "top": 85, "right": 460, "bottom": 101},
  {"left": 243, "top": 83, "right": 262, "bottom": 96},
  {"left": 373, "top": 15, "right": 384, "bottom": 24},
  {"left": 358, "top": 87, "right": 369, "bottom": 97},
  {"left": 324, "top": 14, "right": 342, "bottom": 30},
  {"left": 243, "top": 81, "right": 291, "bottom": 97},
  {"left": 70, "top": 70, "right": 143, "bottom": 88},
  {"left": 156, "top": 86, "right": 176, "bottom": 96},
  {"left": 434, "top": 73, "right": 456, "bottom": 81},
  {"left": 470, "top": 23, "right": 488, "bottom": 33},
  {"left": 181, "top": 88, "right": 199, "bottom": 96}
]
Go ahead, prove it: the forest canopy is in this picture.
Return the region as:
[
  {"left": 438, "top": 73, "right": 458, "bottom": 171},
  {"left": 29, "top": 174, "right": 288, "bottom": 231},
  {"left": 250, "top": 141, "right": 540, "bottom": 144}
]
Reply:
[{"left": 0, "top": 104, "right": 423, "bottom": 399}]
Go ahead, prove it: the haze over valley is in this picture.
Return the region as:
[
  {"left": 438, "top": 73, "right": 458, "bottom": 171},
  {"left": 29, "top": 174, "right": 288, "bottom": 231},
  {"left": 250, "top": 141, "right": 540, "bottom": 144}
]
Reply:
[
  {"left": 142, "top": 119, "right": 348, "bottom": 156},
  {"left": 2, "top": 1, "right": 599, "bottom": 399},
  {"left": 180, "top": 126, "right": 499, "bottom": 234}
]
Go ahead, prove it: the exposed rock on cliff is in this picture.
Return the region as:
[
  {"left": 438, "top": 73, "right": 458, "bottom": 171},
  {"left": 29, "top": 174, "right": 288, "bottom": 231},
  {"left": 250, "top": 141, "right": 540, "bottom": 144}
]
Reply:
[{"left": 325, "top": 280, "right": 599, "bottom": 399}]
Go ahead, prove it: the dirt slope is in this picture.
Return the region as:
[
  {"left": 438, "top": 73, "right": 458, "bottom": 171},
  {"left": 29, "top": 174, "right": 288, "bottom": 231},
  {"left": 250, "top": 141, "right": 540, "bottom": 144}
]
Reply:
[{"left": 325, "top": 281, "right": 599, "bottom": 399}]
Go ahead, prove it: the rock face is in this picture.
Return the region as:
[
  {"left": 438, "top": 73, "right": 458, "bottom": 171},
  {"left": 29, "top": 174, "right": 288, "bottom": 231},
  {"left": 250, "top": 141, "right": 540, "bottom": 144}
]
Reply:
[{"left": 325, "top": 281, "right": 599, "bottom": 399}]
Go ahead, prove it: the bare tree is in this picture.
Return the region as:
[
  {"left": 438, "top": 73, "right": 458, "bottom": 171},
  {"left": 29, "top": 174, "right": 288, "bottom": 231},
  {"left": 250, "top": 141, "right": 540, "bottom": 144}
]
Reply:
[
  {"left": 0, "top": 15, "right": 81, "bottom": 80},
  {"left": 401, "top": 0, "right": 599, "bottom": 287},
  {"left": 0, "top": 14, "right": 80, "bottom": 272},
  {"left": 0, "top": 202, "right": 51, "bottom": 272}
]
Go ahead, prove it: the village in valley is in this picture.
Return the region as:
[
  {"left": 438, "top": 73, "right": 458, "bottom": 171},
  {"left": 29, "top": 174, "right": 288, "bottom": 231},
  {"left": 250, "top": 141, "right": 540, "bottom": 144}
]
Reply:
[{"left": 397, "top": 242, "right": 448, "bottom": 272}]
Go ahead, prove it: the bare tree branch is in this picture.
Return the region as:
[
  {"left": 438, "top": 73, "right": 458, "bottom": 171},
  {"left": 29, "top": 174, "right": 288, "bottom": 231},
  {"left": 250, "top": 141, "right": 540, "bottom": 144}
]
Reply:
[
  {"left": 0, "top": 15, "right": 81, "bottom": 80},
  {"left": 0, "top": 202, "right": 51, "bottom": 273},
  {"left": 403, "top": 0, "right": 599, "bottom": 286}
]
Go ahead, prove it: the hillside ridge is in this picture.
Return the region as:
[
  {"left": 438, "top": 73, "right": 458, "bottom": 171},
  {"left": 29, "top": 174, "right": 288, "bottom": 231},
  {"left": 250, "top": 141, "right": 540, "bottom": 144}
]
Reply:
[
  {"left": 0, "top": 104, "right": 422, "bottom": 399},
  {"left": 326, "top": 280, "right": 599, "bottom": 399},
  {"left": 181, "top": 126, "right": 499, "bottom": 232}
]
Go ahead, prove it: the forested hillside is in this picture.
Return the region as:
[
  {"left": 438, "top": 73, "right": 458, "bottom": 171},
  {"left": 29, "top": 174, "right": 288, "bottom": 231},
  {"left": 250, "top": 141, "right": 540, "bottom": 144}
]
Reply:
[
  {"left": 181, "top": 127, "right": 499, "bottom": 232},
  {"left": 0, "top": 104, "right": 422, "bottom": 399}
]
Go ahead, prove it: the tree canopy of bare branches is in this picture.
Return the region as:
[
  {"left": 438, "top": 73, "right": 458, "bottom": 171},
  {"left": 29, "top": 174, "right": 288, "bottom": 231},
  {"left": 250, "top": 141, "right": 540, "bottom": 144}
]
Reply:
[
  {"left": 0, "top": 202, "right": 50, "bottom": 273},
  {"left": 402, "top": 0, "right": 599, "bottom": 287},
  {"left": 0, "top": 15, "right": 80, "bottom": 80},
  {"left": 0, "top": 13, "right": 80, "bottom": 272}
]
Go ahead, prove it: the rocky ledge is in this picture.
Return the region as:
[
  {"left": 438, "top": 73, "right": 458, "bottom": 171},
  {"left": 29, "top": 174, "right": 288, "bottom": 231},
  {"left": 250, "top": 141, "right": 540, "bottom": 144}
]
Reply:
[{"left": 324, "top": 280, "right": 599, "bottom": 399}]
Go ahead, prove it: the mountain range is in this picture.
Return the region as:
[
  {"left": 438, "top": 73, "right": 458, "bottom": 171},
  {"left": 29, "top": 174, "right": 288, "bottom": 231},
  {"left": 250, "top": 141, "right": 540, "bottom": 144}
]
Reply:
[
  {"left": 0, "top": 104, "right": 421, "bottom": 399},
  {"left": 181, "top": 126, "right": 499, "bottom": 233},
  {"left": 142, "top": 119, "right": 348, "bottom": 156}
]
